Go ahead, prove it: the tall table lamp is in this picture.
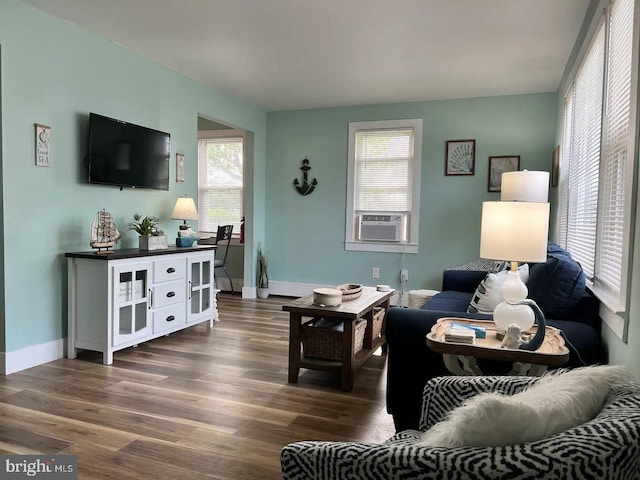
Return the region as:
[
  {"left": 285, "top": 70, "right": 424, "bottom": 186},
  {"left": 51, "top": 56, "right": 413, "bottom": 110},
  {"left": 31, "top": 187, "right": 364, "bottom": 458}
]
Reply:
[
  {"left": 171, "top": 196, "right": 198, "bottom": 247},
  {"left": 480, "top": 201, "right": 550, "bottom": 349},
  {"left": 501, "top": 170, "right": 550, "bottom": 202}
]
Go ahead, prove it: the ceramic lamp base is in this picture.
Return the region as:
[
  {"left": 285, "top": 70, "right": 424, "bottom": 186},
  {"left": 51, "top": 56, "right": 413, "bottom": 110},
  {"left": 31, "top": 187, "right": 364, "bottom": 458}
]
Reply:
[{"left": 176, "top": 236, "right": 196, "bottom": 247}]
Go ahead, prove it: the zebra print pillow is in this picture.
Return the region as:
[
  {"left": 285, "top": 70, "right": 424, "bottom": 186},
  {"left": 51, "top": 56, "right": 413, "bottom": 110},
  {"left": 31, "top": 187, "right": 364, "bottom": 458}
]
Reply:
[{"left": 467, "top": 263, "right": 528, "bottom": 314}]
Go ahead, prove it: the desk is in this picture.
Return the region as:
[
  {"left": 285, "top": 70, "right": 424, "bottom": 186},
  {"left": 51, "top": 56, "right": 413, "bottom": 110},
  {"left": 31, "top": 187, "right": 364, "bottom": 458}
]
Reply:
[
  {"left": 426, "top": 317, "right": 569, "bottom": 376},
  {"left": 283, "top": 286, "right": 393, "bottom": 391}
]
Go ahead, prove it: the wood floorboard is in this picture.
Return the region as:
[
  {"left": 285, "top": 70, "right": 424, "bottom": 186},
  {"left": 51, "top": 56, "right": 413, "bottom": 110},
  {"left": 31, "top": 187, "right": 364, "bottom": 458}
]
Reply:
[{"left": 0, "top": 293, "right": 396, "bottom": 479}]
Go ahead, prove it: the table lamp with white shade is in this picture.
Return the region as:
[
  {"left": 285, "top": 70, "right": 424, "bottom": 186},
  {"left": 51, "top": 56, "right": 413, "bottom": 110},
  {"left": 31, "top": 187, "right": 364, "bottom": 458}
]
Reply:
[
  {"left": 501, "top": 170, "right": 550, "bottom": 202},
  {"left": 171, "top": 195, "right": 198, "bottom": 247},
  {"left": 479, "top": 170, "right": 550, "bottom": 350}
]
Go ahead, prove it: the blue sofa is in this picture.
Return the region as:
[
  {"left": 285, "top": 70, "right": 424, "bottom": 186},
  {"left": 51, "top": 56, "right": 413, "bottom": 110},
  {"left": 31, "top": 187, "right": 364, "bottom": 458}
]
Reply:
[{"left": 386, "top": 247, "right": 605, "bottom": 432}]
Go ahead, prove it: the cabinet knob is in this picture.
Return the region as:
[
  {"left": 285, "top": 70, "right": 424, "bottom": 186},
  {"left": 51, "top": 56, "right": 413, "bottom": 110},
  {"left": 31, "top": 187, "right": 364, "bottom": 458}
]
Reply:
[
  {"left": 166, "top": 291, "right": 175, "bottom": 298},
  {"left": 167, "top": 267, "right": 176, "bottom": 273},
  {"left": 166, "top": 315, "right": 175, "bottom": 322}
]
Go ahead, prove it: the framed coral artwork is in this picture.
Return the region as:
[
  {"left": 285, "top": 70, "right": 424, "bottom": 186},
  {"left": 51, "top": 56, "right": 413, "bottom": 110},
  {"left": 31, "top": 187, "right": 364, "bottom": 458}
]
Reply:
[
  {"left": 445, "top": 139, "right": 476, "bottom": 176},
  {"left": 488, "top": 155, "right": 520, "bottom": 192}
]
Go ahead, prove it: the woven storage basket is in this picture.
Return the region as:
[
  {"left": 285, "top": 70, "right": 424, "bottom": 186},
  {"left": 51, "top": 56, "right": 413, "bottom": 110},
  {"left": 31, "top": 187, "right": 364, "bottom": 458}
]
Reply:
[
  {"left": 408, "top": 289, "right": 440, "bottom": 309},
  {"left": 372, "top": 306, "right": 385, "bottom": 338},
  {"left": 301, "top": 318, "right": 366, "bottom": 361},
  {"left": 336, "top": 283, "right": 363, "bottom": 301}
]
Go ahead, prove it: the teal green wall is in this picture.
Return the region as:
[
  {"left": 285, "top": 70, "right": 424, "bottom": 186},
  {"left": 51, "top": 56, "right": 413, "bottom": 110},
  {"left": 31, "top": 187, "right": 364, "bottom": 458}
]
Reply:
[
  {"left": 266, "top": 93, "right": 557, "bottom": 290},
  {"left": 0, "top": 0, "right": 266, "bottom": 353}
]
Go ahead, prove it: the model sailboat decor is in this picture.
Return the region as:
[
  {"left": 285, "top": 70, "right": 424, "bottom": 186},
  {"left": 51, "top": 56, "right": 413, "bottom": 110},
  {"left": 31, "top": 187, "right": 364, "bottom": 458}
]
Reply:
[{"left": 90, "top": 209, "right": 121, "bottom": 254}]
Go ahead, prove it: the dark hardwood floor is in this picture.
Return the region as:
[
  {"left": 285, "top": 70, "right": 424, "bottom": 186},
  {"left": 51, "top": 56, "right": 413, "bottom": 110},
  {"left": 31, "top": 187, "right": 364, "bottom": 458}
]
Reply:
[{"left": 0, "top": 293, "right": 396, "bottom": 479}]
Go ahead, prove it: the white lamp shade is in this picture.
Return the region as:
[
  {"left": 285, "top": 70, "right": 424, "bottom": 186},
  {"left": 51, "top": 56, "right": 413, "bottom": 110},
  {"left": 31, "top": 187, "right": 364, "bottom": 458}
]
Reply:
[
  {"left": 501, "top": 171, "right": 549, "bottom": 202},
  {"left": 171, "top": 196, "right": 198, "bottom": 220},
  {"left": 480, "top": 201, "right": 549, "bottom": 263}
]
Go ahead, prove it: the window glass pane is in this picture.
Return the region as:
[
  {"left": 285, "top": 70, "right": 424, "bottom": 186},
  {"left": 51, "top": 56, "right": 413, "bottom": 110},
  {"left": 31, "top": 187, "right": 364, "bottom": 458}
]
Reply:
[
  {"left": 354, "top": 128, "right": 414, "bottom": 212},
  {"left": 563, "top": 22, "right": 605, "bottom": 279},
  {"left": 557, "top": 0, "right": 634, "bottom": 310},
  {"left": 596, "top": 0, "right": 633, "bottom": 296},
  {"left": 198, "top": 136, "right": 243, "bottom": 234}
]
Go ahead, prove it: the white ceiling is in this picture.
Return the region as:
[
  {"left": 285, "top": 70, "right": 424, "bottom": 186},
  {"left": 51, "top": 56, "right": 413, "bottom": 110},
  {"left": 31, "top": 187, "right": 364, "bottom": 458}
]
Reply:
[{"left": 22, "top": 0, "right": 590, "bottom": 111}]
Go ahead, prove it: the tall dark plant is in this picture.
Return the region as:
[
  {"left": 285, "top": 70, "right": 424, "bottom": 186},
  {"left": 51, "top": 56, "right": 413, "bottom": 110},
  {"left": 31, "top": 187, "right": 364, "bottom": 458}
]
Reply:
[{"left": 257, "top": 243, "right": 269, "bottom": 288}]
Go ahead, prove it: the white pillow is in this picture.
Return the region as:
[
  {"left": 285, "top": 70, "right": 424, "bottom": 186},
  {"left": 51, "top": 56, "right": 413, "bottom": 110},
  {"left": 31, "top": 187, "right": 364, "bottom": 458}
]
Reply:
[
  {"left": 417, "top": 365, "right": 630, "bottom": 448},
  {"left": 467, "top": 263, "right": 529, "bottom": 314}
]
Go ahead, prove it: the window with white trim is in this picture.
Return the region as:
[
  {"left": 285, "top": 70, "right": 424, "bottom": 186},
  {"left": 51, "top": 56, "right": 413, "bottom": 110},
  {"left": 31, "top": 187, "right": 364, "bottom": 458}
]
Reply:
[
  {"left": 345, "top": 119, "right": 422, "bottom": 253},
  {"left": 197, "top": 131, "right": 243, "bottom": 237},
  {"left": 557, "top": 0, "right": 636, "bottom": 339}
]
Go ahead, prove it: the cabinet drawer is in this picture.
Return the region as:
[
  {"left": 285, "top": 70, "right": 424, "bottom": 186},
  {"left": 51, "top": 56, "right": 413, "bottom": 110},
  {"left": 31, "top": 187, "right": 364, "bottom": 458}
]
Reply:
[
  {"left": 153, "top": 281, "right": 185, "bottom": 309},
  {"left": 153, "top": 304, "right": 186, "bottom": 334},
  {"left": 154, "top": 258, "right": 186, "bottom": 283}
]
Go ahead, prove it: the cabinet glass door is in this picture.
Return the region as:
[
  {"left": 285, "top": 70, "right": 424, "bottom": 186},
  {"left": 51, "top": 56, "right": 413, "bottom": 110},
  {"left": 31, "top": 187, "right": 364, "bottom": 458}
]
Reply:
[
  {"left": 188, "top": 255, "right": 213, "bottom": 322},
  {"left": 113, "top": 263, "right": 152, "bottom": 345}
]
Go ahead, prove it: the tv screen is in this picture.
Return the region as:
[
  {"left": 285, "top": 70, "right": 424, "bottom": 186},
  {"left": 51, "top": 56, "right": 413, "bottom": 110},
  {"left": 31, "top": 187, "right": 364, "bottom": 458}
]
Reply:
[{"left": 88, "top": 113, "right": 170, "bottom": 190}]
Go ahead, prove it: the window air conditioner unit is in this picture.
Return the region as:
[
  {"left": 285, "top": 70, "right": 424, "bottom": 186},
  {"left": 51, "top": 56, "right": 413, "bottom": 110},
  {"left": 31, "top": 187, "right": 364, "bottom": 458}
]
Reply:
[{"left": 359, "top": 214, "right": 403, "bottom": 242}]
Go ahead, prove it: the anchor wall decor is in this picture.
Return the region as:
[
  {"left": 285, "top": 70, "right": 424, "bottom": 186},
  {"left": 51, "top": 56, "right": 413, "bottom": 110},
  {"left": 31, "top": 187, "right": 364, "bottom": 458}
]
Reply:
[{"left": 293, "top": 158, "right": 317, "bottom": 196}]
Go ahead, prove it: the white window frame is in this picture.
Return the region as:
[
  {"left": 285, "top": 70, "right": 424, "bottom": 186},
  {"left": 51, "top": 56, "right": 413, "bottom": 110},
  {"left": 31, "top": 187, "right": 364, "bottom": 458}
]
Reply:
[
  {"left": 345, "top": 119, "right": 422, "bottom": 254},
  {"left": 197, "top": 129, "right": 244, "bottom": 238},
  {"left": 556, "top": 0, "right": 639, "bottom": 341}
]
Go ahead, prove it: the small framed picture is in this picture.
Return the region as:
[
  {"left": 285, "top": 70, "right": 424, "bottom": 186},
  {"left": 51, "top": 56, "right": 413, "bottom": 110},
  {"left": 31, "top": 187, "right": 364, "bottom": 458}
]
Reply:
[
  {"left": 488, "top": 155, "right": 520, "bottom": 192},
  {"left": 176, "top": 153, "right": 185, "bottom": 183},
  {"left": 445, "top": 139, "right": 475, "bottom": 176},
  {"left": 552, "top": 146, "right": 560, "bottom": 188},
  {"left": 35, "top": 123, "right": 51, "bottom": 167}
]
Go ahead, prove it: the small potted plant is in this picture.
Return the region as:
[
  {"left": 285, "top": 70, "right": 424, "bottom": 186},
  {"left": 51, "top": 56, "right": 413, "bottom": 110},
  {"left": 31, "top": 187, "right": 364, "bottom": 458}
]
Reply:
[
  {"left": 257, "top": 242, "right": 269, "bottom": 299},
  {"left": 130, "top": 213, "right": 168, "bottom": 251}
]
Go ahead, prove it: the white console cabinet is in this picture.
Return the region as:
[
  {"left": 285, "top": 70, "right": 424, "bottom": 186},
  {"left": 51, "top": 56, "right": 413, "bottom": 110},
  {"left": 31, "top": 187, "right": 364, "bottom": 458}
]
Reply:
[{"left": 66, "top": 246, "right": 217, "bottom": 365}]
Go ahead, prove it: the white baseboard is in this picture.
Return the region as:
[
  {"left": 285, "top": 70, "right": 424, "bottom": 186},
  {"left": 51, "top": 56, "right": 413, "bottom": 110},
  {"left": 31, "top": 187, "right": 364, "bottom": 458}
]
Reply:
[
  {"left": 242, "top": 286, "right": 257, "bottom": 299},
  {"left": 267, "top": 281, "right": 327, "bottom": 297},
  {"left": 241, "top": 281, "right": 328, "bottom": 299},
  {"left": 2, "top": 338, "right": 66, "bottom": 375}
]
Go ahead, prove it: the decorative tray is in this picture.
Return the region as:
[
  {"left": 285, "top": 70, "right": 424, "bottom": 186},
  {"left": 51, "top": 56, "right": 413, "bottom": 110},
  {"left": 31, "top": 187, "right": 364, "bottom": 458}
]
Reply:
[{"left": 335, "top": 283, "right": 363, "bottom": 301}]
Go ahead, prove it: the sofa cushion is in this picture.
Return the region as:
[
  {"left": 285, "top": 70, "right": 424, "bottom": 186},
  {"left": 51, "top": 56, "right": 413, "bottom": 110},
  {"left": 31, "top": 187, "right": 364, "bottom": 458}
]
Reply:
[
  {"left": 546, "top": 318, "right": 602, "bottom": 365},
  {"left": 528, "top": 244, "right": 586, "bottom": 319},
  {"left": 423, "top": 291, "right": 474, "bottom": 312}
]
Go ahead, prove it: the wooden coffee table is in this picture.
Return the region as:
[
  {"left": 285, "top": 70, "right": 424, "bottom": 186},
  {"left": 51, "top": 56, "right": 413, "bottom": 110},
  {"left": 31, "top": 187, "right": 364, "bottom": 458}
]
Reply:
[
  {"left": 426, "top": 317, "right": 570, "bottom": 376},
  {"left": 283, "top": 286, "right": 394, "bottom": 391}
]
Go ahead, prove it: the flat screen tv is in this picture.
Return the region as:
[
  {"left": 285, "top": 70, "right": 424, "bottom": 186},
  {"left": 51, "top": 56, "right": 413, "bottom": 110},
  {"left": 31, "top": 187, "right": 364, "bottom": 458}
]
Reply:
[{"left": 88, "top": 113, "right": 170, "bottom": 190}]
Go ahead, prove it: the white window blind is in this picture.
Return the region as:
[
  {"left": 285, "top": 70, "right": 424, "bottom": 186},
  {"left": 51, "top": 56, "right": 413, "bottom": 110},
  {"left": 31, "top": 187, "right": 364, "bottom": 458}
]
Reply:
[
  {"left": 557, "top": 89, "right": 574, "bottom": 248},
  {"left": 563, "top": 22, "right": 605, "bottom": 280},
  {"left": 596, "top": 0, "right": 634, "bottom": 297},
  {"left": 197, "top": 136, "right": 243, "bottom": 235},
  {"left": 345, "top": 118, "right": 422, "bottom": 253},
  {"left": 558, "top": 0, "right": 635, "bottom": 315},
  {"left": 354, "top": 128, "right": 414, "bottom": 213}
]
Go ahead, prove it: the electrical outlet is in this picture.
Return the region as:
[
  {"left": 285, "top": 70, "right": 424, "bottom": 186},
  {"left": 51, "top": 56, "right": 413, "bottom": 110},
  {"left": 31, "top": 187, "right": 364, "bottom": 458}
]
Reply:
[
  {"left": 372, "top": 267, "right": 380, "bottom": 279},
  {"left": 400, "top": 269, "right": 408, "bottom": 282}
]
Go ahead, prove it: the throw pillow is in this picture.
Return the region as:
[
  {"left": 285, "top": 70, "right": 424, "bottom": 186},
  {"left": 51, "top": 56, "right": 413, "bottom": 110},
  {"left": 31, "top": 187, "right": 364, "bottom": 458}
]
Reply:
[
  {"left": 467, "top": 263, "right": 529, "bottom": 314},
  {"left": 416, "top": 365, "right": 630, "bottom": 448},
  {"left": 527, "top": 244, "right": 586, "bottom": 319},
  {"left": 446, "top": 259, "right": 507, "bottom": 272}
]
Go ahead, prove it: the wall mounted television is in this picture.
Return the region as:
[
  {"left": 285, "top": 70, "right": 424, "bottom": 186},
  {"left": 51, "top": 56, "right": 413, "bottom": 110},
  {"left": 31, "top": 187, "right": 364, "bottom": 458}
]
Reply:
[{"left": 87, "top": 113, "right": 171, "bottom": 190}]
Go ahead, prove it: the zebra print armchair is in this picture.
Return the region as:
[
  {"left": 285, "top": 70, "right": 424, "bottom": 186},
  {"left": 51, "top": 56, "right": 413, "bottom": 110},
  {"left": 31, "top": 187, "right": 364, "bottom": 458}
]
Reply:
[{"left": 281, "top": 375, "right": 640, "bottom": 480}]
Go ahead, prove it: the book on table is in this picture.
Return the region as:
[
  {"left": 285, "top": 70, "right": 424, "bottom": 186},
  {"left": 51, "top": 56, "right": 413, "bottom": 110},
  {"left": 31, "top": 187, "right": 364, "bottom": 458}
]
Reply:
[{"left": 444, "top": 326, "right": 476, "bottom": 344}]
